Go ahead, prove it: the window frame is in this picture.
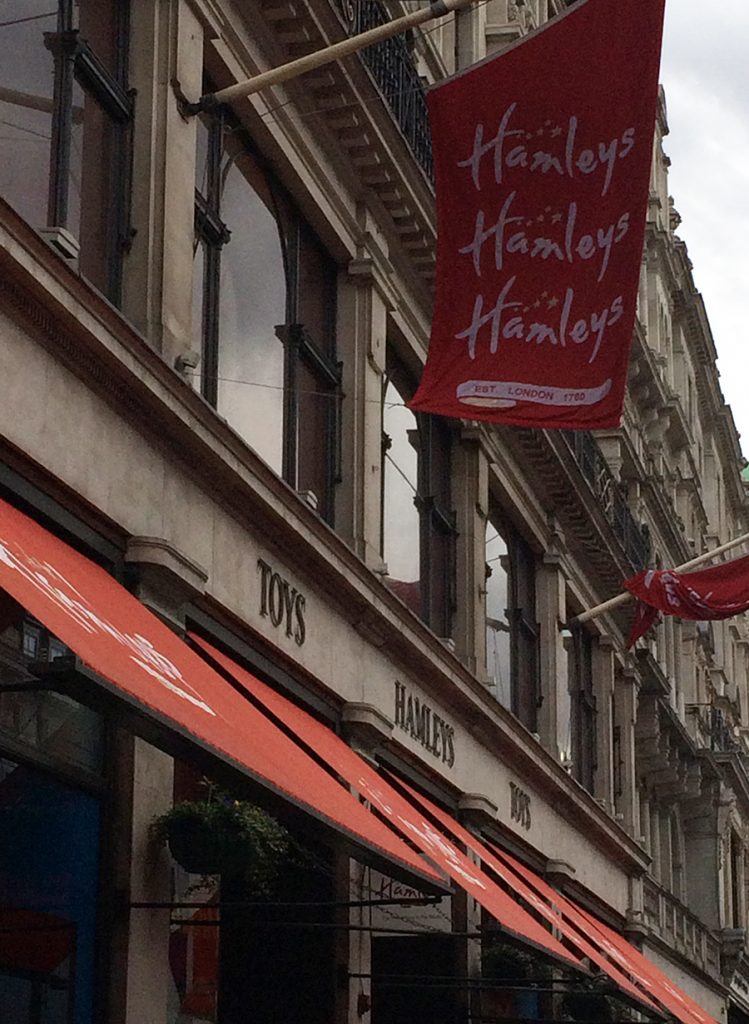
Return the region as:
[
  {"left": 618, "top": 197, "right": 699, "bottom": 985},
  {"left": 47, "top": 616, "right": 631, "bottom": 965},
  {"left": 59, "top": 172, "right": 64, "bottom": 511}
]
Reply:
[
  {"left": 485, "top": 515, "right": 541, "bottom": 731},
  {"left": 569, "top": 625, "right": 597, "bottom": 793},
  {"left": 1, "top": 1, "right": 133, "bottom": 302},
  {"left": 193, "top": 109, "right": 342, "bottom": 524},
  {"left": 380, "top": 356, "right": 457, "bottom": 637}
]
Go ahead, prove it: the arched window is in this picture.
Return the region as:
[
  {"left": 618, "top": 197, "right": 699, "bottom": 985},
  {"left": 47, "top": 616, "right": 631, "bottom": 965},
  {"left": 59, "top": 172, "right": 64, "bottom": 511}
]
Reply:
[
  {"left": 485, "top": 515, "right": 540, "bottom": 730},
  {"left": 193, "top": 112, "right": 341, "bottom": 523},
  {"left": 381, "top": 358, "right": 456, "bottom": 637}
]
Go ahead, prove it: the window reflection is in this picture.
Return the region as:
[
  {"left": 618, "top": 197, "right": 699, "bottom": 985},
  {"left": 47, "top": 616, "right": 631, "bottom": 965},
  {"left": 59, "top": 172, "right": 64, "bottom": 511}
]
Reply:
[
  {"left": 484, "top": 518, "right": 539, "bottom": 730},
  {"left": 217, "top": 149, "right": 285, "bottom": 473},
  {"left": 382, "top": 378, "right": 421, "bottom": 613},
  {"left": 485, "top": 525, "right": 511, "bottom": 707},
  {"left": 0, "top": 610, "right": 103, "bottom": 775},
  {"left": 0, "top": 2, "right": 57, "bottom": 227},
  {"left": 0, "top": 1, "right": 131, "bottom": 304},
  {"left": 193, "top": 112, "right": 340, "bottom": 523}
]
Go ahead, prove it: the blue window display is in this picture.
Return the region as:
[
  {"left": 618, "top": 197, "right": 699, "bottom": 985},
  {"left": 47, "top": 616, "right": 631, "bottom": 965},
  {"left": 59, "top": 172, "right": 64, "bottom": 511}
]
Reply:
[{"left": 0, "top": 758, "right": 100, "bottom": 1024}]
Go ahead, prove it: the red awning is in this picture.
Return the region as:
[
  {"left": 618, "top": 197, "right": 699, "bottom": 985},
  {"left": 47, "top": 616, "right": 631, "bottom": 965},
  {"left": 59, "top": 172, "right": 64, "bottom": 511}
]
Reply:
[
  {"left": 190, "top": 635, "right": 584, "bottom": 971},
  {"left": 388, "top": 774, "right": 660, "bottom": 1014},
  {"left": 485, "top": 844, "right": 718, "bottom": 1024},
  {"left": 0, "top": 496, "right": 441, "bottom": 889},
  {"left": 573, "top": 905, "right": 718, "bottom": 1024}
]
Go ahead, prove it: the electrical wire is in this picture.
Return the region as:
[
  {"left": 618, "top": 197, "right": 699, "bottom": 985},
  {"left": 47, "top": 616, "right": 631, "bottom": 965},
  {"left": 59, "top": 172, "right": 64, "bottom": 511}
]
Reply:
[{"left": 0, "top": 10, "right": 56, "bottom": 28}]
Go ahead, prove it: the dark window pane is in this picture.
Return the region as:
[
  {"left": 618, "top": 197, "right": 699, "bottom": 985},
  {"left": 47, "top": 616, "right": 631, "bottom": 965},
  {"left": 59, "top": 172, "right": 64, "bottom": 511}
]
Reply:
[
  {"left": 0, "top": 2, "right": 57, "bottom": 227},
  {"left": 195, "top": 114, "right": 210, "bottom": 199},
  {"left": 570, "top": 628, "right": 596, "bottom": 792},
  {"left": 192, "top": 239, "right": 206, "bottom": 380},
  {"left": 217, "top": 151, "right": 285, "bottom": 471},
  {"left": 70, "top": 82, "right": 118, "bottom": 294},
  {"left": 297, "top": 222, "right": 335, "bottom": 356},
  {"left": 418, "top": 415, "right": 453, "bottom": 636},
  {"left": 76, "top": 0, "right": 120, "bottom": 78},
  {"left": 296, "top": 358, "right": 333, "bottom": 516}
]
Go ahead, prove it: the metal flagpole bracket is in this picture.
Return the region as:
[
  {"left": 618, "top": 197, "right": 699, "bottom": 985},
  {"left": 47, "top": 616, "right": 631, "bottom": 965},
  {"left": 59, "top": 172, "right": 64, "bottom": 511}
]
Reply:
[{"left": 180, "top": 0, "right": 478, "bottom": 116}]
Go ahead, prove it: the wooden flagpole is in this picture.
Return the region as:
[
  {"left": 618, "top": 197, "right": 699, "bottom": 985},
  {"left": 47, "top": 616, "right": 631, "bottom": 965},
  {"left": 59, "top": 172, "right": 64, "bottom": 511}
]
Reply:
[
  {"left": 183, "top": 0, "right": 480, "bottom": 114},
  {"left": 571, "top": 530, "right": 749, "bottom": 627}
]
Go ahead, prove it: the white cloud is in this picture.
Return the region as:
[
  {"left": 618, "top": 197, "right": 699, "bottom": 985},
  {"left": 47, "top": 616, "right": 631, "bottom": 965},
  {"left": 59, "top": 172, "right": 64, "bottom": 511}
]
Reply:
[{"left": 660, "top": 0, "right": 749, "bottom": 456}]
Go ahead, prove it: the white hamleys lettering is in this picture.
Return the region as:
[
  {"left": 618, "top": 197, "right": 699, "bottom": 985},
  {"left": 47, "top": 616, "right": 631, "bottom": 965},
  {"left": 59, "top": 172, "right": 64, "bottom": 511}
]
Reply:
[
  {"left": 459, "top": 191, "right": 630, "bottom": 284},
  {"left": 359, "top": 777, "right": 485, "bottom": 889},
  {"left": 0, "top": 538, "right": 216, "bottom": 717},
  {"left": 455, "top": 275, "right": 624, "bottom": 365},
  {"left": 457, "top": 102, "right": 636, "bottom": 199}
]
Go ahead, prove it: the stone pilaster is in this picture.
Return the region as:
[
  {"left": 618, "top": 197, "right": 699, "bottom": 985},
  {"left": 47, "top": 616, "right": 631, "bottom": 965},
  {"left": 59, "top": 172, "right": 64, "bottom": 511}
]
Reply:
[
  {"left": 615, "top": 662, "right": 640, "bottom": 839},
  {"left": 337, "top": 234, "right": 392, "bottom": 572},
  {"left": 453, "top": 428, "right": 489, "bottom": 675},
  {"left": 537, "top": 524, "right": 567, "bottom": 759},
  {"left": 123, "top": 0, "right": 203, "bottom": 367},
  {"left": 593, "top": 634, "right": 616, "bottom": 815}
]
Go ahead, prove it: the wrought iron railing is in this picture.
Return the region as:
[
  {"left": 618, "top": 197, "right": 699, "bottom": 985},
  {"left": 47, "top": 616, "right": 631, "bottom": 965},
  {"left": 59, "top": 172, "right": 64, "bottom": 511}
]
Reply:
[
  {"left": 709, "top": 706, "right": 740, "bottom": 753},
  {"left": 336, "top": 0, "right": 434, "bottom": 179},
  {"left": 562, "top": 431, "right": 650, "bottom": 571}
]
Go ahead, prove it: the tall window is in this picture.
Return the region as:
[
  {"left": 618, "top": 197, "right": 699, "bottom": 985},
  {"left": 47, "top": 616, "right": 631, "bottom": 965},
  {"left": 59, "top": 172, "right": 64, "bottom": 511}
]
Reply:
[
  {"left": 193, "top": 111, "right": 341, "bottom": 523},
  {"left": 381, "top": 361, "right": 456, "bottom": 637},
  {"left": 569, "top": 626, "right": 597, "bottom": 793},
  {"left": 0, "top": 1, "right": 132, "bottom": 302},
  {"left": 485, "top": 519, "right": 540, "bottom": 730}
]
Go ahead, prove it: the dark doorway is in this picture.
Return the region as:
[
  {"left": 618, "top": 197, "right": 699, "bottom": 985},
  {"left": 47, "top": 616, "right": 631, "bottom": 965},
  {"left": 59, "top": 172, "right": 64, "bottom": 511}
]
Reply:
[
  {"left": 217, "top": 837, "right": 335, "bottom": 1024},
  {"left": 372, "top": 934, "right": 459, "bottom": 1024}
]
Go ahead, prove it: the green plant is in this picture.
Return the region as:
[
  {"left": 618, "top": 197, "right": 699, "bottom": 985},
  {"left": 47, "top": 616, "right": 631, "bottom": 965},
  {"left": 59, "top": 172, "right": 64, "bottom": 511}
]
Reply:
[
  {"left": 150, "top": 797, "right": 290, "bottom": 894},
  {"left": 481, "top": 938, "right": 539, "bottom": 981},
  {"left": 560, "top": 977, "right": 621, "bottom": 1023}
]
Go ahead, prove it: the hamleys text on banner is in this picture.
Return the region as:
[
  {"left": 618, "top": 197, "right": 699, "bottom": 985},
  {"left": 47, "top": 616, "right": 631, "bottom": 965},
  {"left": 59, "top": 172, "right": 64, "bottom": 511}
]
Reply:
[
  {"left": 410, "top": 0, "right": 666, "bottom": 429},
  {"left": 625, "top": 553, "right": 749, "bottom": 646}
]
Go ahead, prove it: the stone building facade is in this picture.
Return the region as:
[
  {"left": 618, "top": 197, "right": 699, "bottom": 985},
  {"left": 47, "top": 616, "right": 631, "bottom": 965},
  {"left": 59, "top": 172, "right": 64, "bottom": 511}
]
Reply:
[{"left": 1, "top": 1, "right": 748, "bottom": 1023}]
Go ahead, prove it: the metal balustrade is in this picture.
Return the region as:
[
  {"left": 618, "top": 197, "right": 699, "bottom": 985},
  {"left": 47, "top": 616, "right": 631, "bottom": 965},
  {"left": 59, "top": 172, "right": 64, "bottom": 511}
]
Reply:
[
  {"left": 562, "top": 431, "right": 650, "bottom": 570},
  {"left": 336, "top": 0, "right": 434, "bottom": 179}
]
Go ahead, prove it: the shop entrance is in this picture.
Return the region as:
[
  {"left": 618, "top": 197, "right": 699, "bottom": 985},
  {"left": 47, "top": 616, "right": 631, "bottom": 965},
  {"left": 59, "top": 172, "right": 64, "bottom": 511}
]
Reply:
[{"left": 371, "top": 933, "right": 459, "bottom": 1024}]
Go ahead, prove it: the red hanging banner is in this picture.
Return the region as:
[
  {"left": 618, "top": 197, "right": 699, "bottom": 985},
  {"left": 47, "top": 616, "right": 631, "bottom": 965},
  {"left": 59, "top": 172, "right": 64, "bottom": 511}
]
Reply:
[
  {"left": 411, "top": 0, "right": 665, "bottom": 429},
  {"left": 625, "top": 554, "right": 749, "bottom": 646}
]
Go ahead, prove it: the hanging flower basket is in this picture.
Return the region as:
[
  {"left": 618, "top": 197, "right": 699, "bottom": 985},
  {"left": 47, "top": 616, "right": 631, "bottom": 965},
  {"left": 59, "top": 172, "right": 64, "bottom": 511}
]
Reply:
[{"left": 150, "top": 799, "right": 290, "bottom": 891}]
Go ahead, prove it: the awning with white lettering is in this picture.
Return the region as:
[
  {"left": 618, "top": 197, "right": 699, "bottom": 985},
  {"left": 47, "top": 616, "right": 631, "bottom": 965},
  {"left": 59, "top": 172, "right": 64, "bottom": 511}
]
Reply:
[
  {"left": 190, "top": 634, "right": 585, "bottom": 971},
  {"left": 0, "top": 496, "right": 442, "bottom": 890},
  {"left": 387, "top": 775, "right": 717, "bottom": 1024}
]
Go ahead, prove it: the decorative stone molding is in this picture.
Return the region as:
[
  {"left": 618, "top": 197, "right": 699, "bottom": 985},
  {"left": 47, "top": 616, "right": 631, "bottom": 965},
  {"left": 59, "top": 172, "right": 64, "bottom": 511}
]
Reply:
[
  {"left": 125, "top": 536, "right": 208, "bottom": 627},
  {"left": 457, "top": 792, "right": 498, "bottom": 830},
  {"left": 342, "top": 701, "right": 393, "bottom": 763}
]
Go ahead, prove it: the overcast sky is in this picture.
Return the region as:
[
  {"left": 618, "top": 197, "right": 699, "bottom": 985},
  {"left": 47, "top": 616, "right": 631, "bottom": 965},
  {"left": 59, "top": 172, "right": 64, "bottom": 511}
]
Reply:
[{"left": 659, "top": 0, "right": 749, "bottom": 458}]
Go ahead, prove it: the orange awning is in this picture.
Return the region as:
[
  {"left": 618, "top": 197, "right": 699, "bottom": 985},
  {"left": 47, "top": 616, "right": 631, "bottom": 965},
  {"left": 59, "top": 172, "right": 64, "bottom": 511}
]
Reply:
[
  {"left": 0, "top": 496, "right": 441, "bottom": 889},
  {"left": 485, "top": 842, "right": 718, "bottom": 1024},
  {"left": 395, "top": 779, "right": 719, "bottom": 1024},
  {"left": 190, "top": 635, "right": 585, "bottom": 971},
  {"left": 388, "top": 774, "right": 661, "bottom": 1015}
]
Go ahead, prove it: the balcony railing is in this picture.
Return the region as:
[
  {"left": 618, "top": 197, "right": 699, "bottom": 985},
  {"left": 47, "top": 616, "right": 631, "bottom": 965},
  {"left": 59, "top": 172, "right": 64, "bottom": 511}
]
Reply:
[
  {"left": 687, "top": 704, "right": 741, "bottom": 754},
  {"left": 643, "top": 877, "right": 722, "bottom": 977},
  {"left": 336, "top": 0, "right": 433, "bottom": 179},
  {"left": 562, "top": 431, "right": 650, "bottom": 571}
]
